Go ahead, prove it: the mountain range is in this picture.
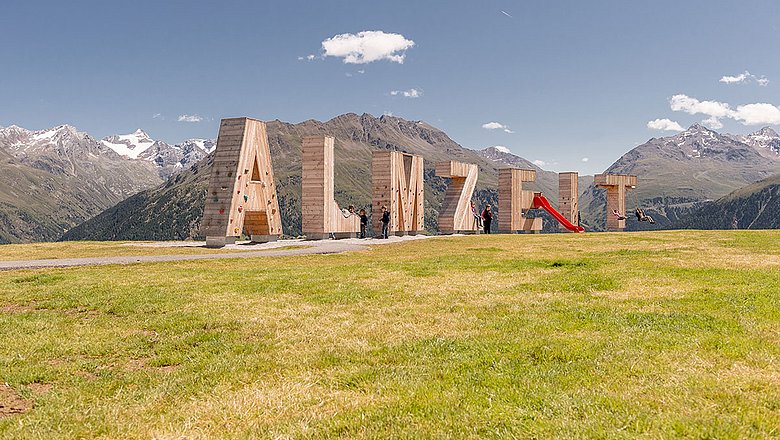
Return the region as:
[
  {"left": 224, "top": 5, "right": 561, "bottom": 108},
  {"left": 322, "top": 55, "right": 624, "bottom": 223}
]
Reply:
[
  {"left": 0, "top": 124, "right": 215, "bottom": 243},
  {"left": 2, "top": 115, "right": 779, "bottom": 243},
  {"left": 579, "top": 124, "right": 780, "bottom": 230}
]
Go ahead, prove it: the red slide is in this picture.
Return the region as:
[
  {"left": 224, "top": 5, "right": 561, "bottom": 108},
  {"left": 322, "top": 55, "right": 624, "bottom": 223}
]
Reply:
[{"left": 532, "top": 194, "right": 585, "bottom": 233}]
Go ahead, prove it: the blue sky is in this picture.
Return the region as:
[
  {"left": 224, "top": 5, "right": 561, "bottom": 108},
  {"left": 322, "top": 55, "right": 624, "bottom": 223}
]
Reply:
[{"left": 1, "top": 0, "right": 779, "bottom": 174}]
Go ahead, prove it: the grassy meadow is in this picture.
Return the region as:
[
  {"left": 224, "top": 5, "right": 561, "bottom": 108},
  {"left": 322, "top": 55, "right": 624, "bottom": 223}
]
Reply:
[{"left": 0, "top": 230, "right": 779, "bottom": 438}]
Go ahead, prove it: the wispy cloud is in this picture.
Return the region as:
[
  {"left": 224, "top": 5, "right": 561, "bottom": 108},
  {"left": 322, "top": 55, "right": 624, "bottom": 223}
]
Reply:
[
  {"left": 581, "top": 157, "right": 589, "bottom": 162},
  {"left": 481, "top": 121, "right": 514, "bottom": 133},
  {"left": 152, "top": 113, "right": 163, "bottom": 120},
  {"left": 719, "top": 70, "right": 769, "bottom": 86},
  {"left": 390, "top": 88, "right": 421, "bottom": 98},
  {"left": 670, "top": 94, "right": 780, "bottom": 127},
  {"left": 177, "top": 114, "right": 203, "bottom": 123},
  {"left": 297, "top": 54, "right": 317, "bottom": 61},
  {"left": 647, "top": 118, "right": 684, "bottom": 132},
  {"left": 321, "top": 31, "right": 415, "bottom": 64},
  {"left": 500, "top": 10, "right": 513, "bottom": 18}
]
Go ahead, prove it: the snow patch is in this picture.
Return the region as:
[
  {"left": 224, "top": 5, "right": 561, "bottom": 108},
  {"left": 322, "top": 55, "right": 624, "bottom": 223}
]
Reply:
[{"left": 493, "top": 146, "right": 511, "bottom": 154}]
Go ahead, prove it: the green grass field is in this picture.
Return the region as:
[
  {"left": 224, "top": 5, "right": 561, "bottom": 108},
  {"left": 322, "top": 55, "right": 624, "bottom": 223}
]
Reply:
[{"left": 1, "top": 231, "right": 779, "bottom": 438}]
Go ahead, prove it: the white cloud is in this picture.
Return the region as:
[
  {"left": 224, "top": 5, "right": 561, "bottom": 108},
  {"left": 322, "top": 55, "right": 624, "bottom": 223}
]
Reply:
[
  {"left": 532, "top": 159, "right": 546, "bottom": 167},
  {"left": 357, "top": 69, "right": 365, "bottom": 74},
  {"left": 647, "top": 118, "right": 684, "bottom": 132},
  {"left": 298, "top": 54, "right": 317, "bottom": 61},
  {"left": 501, "top": 10, "right": 513, "bottom": 18},
  {"left": 733, "top": 103, "right": 780, "bottom": 125},
  {"left": 702, "top": 116, "right": 723, "bottom": 130},
  {"left": 482, "top": 121, "right": 514, "bottom": 133},
  {"left": 321, "top": 31, "right": 415, "bottom": 64},
  {"left": 719, "top": 70, "right": 769, "bottom": 86},
  {"left": 390, "top": 88, "right": 421, "bottom": 98},
  {"left": 669, "top": 94, "right": 780, "bottom": 127},
  {"left": 581, "top": 157, "right": 589, "bottom": 162},
  {"left": 177, "top": 114, "right": 203, "bottom": 123},
  {"left": 152, "top": 113, "right": 163, "bottom": 120}
]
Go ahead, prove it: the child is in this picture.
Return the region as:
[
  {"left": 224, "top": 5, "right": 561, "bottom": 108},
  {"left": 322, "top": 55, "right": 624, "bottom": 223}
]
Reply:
[
  {"left": 380, "top": 205, "right": 390, "bottom": 239},
  {"left": 471, "top": 200, "right": 482, "bottom": 230},
  {"left": 359, "top": 208, "right": 369, "bottom": 238},
  {"left": 612, "top": 209, "right": 626, "bottom": 221}
]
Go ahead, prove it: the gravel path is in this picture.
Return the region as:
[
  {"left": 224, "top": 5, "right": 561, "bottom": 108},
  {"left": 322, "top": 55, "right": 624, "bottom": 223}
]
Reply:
[{"left": 0, "top": 235, "right": 435, "bottom": 271}]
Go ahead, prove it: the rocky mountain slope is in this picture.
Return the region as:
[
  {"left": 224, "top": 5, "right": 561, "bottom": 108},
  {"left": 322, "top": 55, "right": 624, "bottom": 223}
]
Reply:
[
  {"left": 0, "top": 125, "right": 163, "bottom": 243},
  {"left": 579, "top": 124, "right": 780, "bottom": 230},
  {"left": 63, "top": 114, "right": 562, "bottom": 240},
  {"left": 673, "top": 173, "right": 780, "bottom": 230}
]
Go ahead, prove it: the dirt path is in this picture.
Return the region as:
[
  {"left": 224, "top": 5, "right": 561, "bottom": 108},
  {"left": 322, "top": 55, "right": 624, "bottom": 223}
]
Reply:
[{"left": 0, "top": 236, "right": 434, "bottom": 271}]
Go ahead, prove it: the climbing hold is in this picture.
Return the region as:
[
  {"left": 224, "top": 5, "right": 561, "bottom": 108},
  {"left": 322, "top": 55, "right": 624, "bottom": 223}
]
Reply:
[
  {"left": 219, "top": 208, "right": 225, "bottom": 215},
  {"left": 238, "top": 206, "right": 243, "bottom": 213},
  {"left": 244, "top": 195, "right": 248, "bottom": 202},
  {"left": 234, "top": 227, "right": 239, "bottom": 234}
]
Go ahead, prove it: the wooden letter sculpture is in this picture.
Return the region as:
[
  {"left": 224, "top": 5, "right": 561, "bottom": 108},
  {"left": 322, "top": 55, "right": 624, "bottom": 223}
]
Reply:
[
  {"left": 558, "top": 172, "right": 579, "bottom": 232},
  {"left": 202, "top": 118, "right": 282, "bottom": 247},
  {"left": 435, "top": 161, "right": 479, "bottom": 234},
  {"left": 595, "top": 173, "right": 637, "bottom": 231},
  {"left": 372, "top": 151, "right": 424, "bottom": 236},
  {"left": 301, "top": 135, "right": 360, "bottom": 239},
  {"left": 498, "top": 168, "right": 542, "bottom": 233}
]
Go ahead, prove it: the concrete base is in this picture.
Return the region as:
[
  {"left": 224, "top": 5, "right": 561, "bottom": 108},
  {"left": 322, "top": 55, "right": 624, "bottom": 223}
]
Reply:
[
  {"left": 205, "top": 236, "right": 237, "bottom": 248},
  {"left": 499, "top": 230, "right": 541, "bottom": 234},
  {"left": 304, "top": 232, "right": 358, "bottom": 240},
  {"left": 250, "top": 234, "right": 279, "bottom": 244}
]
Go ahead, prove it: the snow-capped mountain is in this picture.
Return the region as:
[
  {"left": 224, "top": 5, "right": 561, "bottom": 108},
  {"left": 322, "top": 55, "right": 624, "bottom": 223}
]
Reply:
[
  {"left": 101, "top": 129, "right": 155, "bottom": 159},
  {"left": 729, "top": 127, "right": 780, "bottom": 160},
  {"left": 101, "top": 130, "right": 216, "bottom": 179},
  {"left": 0, "top": 124, "right": 163, "bottom": 243},
  {"left": 578, "top": 123, "right": 780, "bottom": 231}
]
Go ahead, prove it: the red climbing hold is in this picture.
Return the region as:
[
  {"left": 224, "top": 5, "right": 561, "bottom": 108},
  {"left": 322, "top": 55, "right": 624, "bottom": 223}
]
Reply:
[{"left": 238, "top": 206, "right": 243, "bottom": 213}]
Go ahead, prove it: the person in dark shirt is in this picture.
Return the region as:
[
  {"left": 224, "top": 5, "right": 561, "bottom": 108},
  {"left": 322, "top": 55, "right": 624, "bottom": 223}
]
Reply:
[
  {"left": 359, "top": 208, "right": 369, "bottom": 238},
  {"left": 481, "top": 205, "right": 493, "bottom": 234},
  {"left": 380, "top": 205, "right": 391, "bottom": 239}
]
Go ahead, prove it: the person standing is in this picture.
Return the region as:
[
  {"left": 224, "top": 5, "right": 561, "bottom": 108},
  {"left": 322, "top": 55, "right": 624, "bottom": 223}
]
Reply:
[
  {"left": 481, "top": 205, "right": 493, "bottom": 234},
  {"left": 359, "top": 208, "right": 369, "bottom": 238},
  {"left": 381, "top": 205, "right": 391, "bottom": 239}
]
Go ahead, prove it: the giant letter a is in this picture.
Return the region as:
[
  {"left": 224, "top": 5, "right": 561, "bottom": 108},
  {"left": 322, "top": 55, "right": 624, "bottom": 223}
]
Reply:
[{"left": 202, "top": 118, "right": 282, "bottom": 247}]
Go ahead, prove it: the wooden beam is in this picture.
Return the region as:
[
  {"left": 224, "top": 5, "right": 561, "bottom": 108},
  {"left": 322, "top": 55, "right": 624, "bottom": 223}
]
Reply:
[{"left": 558, "top": 172, "right": 579, "bottom": 232}]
